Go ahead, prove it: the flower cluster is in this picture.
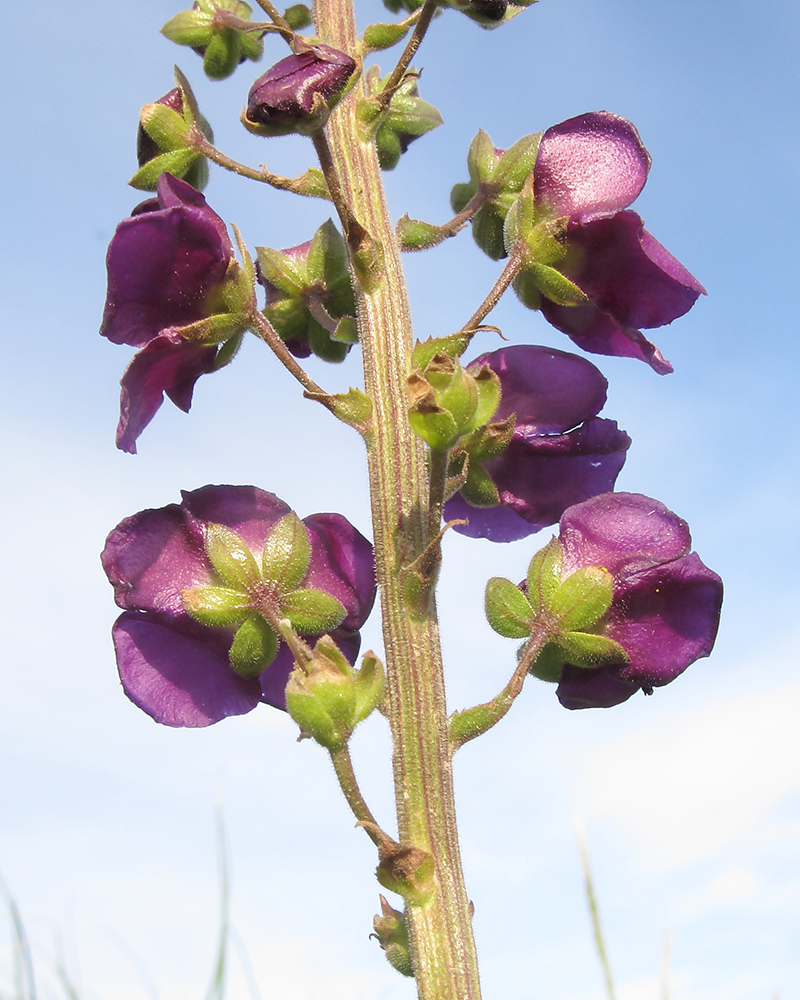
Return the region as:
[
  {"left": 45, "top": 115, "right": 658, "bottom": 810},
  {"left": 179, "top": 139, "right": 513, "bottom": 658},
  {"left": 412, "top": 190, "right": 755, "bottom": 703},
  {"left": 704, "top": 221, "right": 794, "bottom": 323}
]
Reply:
[
  {"left": 444, "top": 345, "right": 631, "bottom": 541},
  {"left": 101, "top": 486, "right": 376, "bottom": 728}
]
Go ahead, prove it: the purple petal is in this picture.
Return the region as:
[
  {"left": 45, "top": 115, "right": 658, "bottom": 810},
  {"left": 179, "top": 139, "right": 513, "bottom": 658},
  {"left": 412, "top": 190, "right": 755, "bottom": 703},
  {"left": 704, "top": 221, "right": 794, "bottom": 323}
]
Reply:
[
  {"left": 180, "top": 485, "right": 292, "bottom": 552},
  {"left": 116, "top": 331, "right": 217, "bottom": 453},
  {"left": 443, "top": 492, "right": 540, "bottom": 542},
  {"left": 469, "top": 345, "right": 609, "bottom": 432},
  {"left": 535, "top": 112, "right": 651, "bottom": 221},
  {"left": 560, "top": 212, "right": 705, "bottom": 330},
  {"left": 112, "top": 613, "right": 261, "bottom": 728},
  {"left": 247, "top": 45, "right": 356, "bottom": 124},
  {"left": 101, "top": 502, "right": 209, "bottom": 617},
  {"left": 608, "top": 552, "right": 723, "bottom": 687},
  {"left": 101, "top": 175, "right": 231, "bottom": 348},
  {"left": 559, "top": 492, "right": 692, "bottom": 580},
  {"left": 303, "top": 513, "right": 377, "bottom": 631},
  {"left": 556, "top": 665, "right": 639, "bottom": 710},
  {"left": 447, "top": 418, "right": 630, "bottom": 541},
  {"left": 539, "top": 298, "right": 674, "bottom": 374}
]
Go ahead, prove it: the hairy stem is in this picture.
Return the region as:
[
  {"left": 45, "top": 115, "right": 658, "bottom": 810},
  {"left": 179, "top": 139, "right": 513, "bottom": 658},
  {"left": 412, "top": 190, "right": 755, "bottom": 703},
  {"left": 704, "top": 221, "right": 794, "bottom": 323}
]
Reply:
[
  {"left": 375, "top": 0, "right": 439, "bottom": 111},
  {"left": 458, "top": 250, "right": 523, "bottom": 338},
  {"left": 314, "top": 0, "right": 482, "bottom": 996},
  {"left": 329, "top": 744, "right": 383, "bottom": 846}
]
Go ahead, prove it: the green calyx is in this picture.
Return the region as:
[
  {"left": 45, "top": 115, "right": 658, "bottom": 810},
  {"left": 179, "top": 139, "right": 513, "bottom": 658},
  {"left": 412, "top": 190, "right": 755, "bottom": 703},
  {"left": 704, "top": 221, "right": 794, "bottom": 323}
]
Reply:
[
  {"left": 372, "top": 896, "right": 414, "bottom": 978},
  {"left": 285, "top": 640, "right": 386, "bottom": 748},
  {"left": 257, "top": 220, "right": 358, "bottom": 363},
  {"left": 131, "top": 69, "right": 214, "bottom": 192},
  {"left": 451, "top": 129, "right": 542, "bottom": 260},
  {"left": 161, "top": 1, "right": 264, "bottom": 81},
  {"left": 503, "top": 180, "right": 589, "bottom": 311},
  {"left": 407, "top": 353, "right": 502, "bottom": 452},
  {"left": 181, "top": 516, "right": 350, "bottom": 680},
  {"left": 485, "top": 537, "right": 629, "bottom": 681},
  {"left": 362, "top": 67, "right": 443, "bottom": 171}
]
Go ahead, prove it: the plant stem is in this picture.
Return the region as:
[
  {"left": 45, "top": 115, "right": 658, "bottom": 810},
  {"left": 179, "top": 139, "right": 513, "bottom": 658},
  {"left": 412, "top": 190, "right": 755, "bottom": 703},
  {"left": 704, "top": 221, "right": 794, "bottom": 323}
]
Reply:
[
  {"left": 458, "top": 250, "right": 523, "bottom": 338},
  {"left": 329, "top": 744, "right": 383, "bottom": 846},
  {"left": 197, "top": 137, "right": 331, "bottom": 199},
  {"left": 314, "top": 1, "right": 482, "bottom": 996},
  {"left": 375, "top": 0, "right": 439, "bottom": 110}
]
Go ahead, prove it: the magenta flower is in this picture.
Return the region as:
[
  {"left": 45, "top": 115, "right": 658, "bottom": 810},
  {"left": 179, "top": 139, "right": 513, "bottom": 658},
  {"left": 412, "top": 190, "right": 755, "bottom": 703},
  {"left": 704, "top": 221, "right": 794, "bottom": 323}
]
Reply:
[
  {"left": 531, "top": 112, "right": 706, "bottom": 373},
  {"left": 101, "top": 485, "right": 376, "bottom": 728},
  {"left": 100, "top": 174, "right": 235, "bottom": 453},
  {"left": 243, "top": 44, "right": 357, "bottom": 136},
  {"left": 549, "top": 492, "right": 723, "bottom": 709},
  {"left": 444, "top": 346, "right": 631, "bottom": 542}
]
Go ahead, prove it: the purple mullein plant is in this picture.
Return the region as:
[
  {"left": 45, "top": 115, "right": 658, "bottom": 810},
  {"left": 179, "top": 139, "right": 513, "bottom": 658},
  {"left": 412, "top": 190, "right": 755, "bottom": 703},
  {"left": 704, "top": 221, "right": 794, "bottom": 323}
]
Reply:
[
  {"left": 100, "top": 174, "right": 236, "bottom": 453},
  {"left": 532, "top": 492, "right": 723, "bottom": 709},
  {"left": 444, "top": 345, "right": 631, "bottom": 541},
  {"left": 528, "top": 112, "right": 706, "bottom": 373},
  {"left": 101, "top": 485, "right": 377, "bottom": 727}
]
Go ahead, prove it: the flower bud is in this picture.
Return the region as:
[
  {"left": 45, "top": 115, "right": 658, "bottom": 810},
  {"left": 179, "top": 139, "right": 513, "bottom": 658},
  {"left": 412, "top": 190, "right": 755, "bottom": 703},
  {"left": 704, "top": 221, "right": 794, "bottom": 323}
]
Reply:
[
  {"left": 133, "top": 74, "right": 214, "bottom": 192},
  {"left": 372, "top": 897, "right": 414, "bottom": 978},
  {"left": 408, "top": 354, "right": 501, "bottom": 452},
  {"left": 162, "top": 0, "right": 264, "bottom": 81},
  {"left": 364, "top": 67, "right": 443, "bottom": 171},
  {"left": 285, "top": 637, "right": 358, "bottom": 747},
  {"left": 243, "top": 45, "right": 358, "bottom": 137}
]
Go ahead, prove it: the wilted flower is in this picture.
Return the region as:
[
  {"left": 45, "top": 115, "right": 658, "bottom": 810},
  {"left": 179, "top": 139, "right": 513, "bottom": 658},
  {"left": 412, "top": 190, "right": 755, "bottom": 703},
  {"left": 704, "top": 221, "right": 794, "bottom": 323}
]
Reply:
[
  {"left": 101, "top": 485, "right": 377, "bottom": 728},
  {"left": 100, "top": 174, "right": 239, "bottom": 453},
  {"left": 444, "top": 345, "right": 630, "bottom": 541},
  {"left": 539, "top": 492, "right": 723, "bottom": 709},
  {"left": 526, "top": 112, "right": 706, "bottom": 373},
  {"left": 243, "top": 44, "right": 357, "bottom": 136}
]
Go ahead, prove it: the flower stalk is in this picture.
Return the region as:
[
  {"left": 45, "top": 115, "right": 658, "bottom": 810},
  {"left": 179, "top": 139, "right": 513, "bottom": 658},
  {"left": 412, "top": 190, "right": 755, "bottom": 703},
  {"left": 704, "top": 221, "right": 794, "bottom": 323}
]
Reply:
[{"left": 314, "top": 0, "right": 482, "bottom": 994}]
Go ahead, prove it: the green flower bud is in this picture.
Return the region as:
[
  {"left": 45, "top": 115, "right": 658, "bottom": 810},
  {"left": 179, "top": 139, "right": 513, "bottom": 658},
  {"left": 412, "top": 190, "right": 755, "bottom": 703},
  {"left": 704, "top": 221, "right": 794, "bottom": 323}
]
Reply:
[
  {"left": 372, "top": 897, "right": 414, "bottom": 978},
  {"left": 285, "top": 638, "right": 358, "bottom": 747},
  {"left": 364, "top": 68, "right": 443, "bottom": 171},
  {"left": 162, "top": 0, "right": 264, "bottom": 81}
]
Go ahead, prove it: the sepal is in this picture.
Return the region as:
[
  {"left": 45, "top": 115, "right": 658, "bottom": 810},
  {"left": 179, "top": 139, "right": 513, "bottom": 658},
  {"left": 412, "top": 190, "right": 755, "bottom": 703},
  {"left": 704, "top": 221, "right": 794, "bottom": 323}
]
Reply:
[
  {"left": 353, "top": 651, "right": 386, "bottom": 723},
  {"left": 281, "top": 588, "right": 347, "bottom": 634},
  {"left": 372, "top": 897, "right": 414, "bottom": 978},
  {"left": 204, "top": 522, "right": 261, "bottom": 589},
  {"left": 260, "top": 512, "right": 312, "bottom": 591},
  {"left": 485, "top": 577, "right": 533, "bottom": 638},
  {"left": 182, "top": 585, "right": 251, "bottom": 626},
  {"left": 229, "top": 615, "right": 279, "bottom": 677}
]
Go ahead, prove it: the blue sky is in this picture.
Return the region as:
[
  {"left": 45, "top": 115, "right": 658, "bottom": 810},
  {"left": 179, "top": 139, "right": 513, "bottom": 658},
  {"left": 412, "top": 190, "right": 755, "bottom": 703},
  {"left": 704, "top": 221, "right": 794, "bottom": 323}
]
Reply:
[{"left": 2, "top": 0, "right": 799, "bottom": 997}]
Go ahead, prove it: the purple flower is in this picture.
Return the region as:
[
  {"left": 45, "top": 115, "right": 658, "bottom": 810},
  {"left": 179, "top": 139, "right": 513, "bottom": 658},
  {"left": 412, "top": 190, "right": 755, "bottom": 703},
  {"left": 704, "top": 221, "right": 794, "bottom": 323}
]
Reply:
[
  {"left": 444, "top": 345, "right": 631, "bottom": 542},
  {"left": 531, "top": 112, "right": 706, "bottom": 373},
  {"left": 550, "top": 492, "right": 723, "bottom": 709},
  {"left": 101, "top": 485, "right": 377, "bottom": 728},
  {"left": 244, "top": 44, "right": 357, "bottom": 136},
  {"left": 100, "top": 174, "right": 235, "bottom": 453}
]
